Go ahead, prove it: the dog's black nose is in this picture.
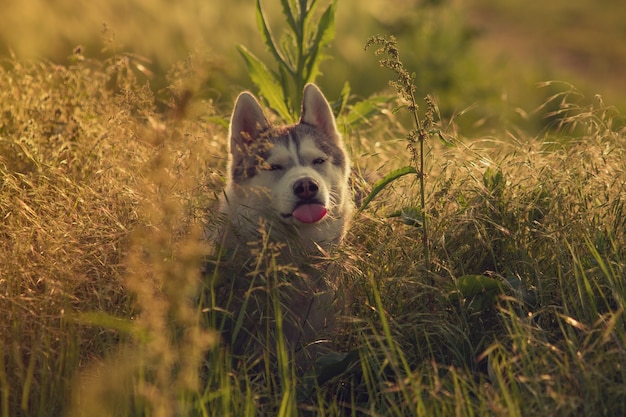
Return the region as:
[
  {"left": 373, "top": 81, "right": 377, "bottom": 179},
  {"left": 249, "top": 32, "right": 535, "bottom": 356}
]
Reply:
[{"left": 293, "top": 178, "right": 319, "bottom": 200}]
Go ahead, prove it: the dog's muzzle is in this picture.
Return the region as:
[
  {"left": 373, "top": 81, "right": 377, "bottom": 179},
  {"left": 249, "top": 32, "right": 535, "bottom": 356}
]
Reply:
[{"left": 281, "top": 177, "right": 328, "bottom": 223}]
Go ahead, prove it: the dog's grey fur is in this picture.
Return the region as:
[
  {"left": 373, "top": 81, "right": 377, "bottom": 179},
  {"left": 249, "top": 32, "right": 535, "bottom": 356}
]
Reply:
[{"left": 209, "top": 84, "right": 353, "bottom": 372}]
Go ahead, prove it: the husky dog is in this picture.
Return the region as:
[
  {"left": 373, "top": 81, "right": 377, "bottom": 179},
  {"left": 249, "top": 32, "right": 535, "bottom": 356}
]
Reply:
[
  {"left": 210, "top": 83, "right": 353, "bottom": 371},
  {"left": 216, "top": 83, "right": 353, "bottom": 257}
]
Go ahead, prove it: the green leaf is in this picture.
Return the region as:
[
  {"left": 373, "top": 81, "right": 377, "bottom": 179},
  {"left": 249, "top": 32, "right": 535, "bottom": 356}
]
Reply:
[
  {"left": 388, "top": 206, "right": 425, "bottom": 228},
  {"left": 392, "top": 104, "right": 407, "bottom": 114},
  {"left": 483, "top": 167, "right": 504, "bottom": 194},
  {"left": 315, "top": 349, "right": 360, "bottom": 385},
  {"left": 304, "top": 0, "right": 336, "bottom": 84},
  {"left": 205, "top": 115, "right": 229, "bottom": 130},
  {"left": 303, "top": 0, "right": 322, "bottom": 40},
  {"left": 457, "top": 275, "right": 504, "bottom": 298},
  {"left": 342, "top": 95, "right": 392, "bottom": 128},
  {"left": 74, "top": 311, "right": 146, "bottom": 340},
  {"left": 432, "top": 129, "right": 456, "bottom": 147},
  {"left": 256, "top": 0, "right": 291, "bottom": 72},
  {"left": 279, "top": 0, "right": 297, "bottom": 33},
  {"left": 237, "top": 45, "right": 294, "bottom": 122},
  {"left": 314, "top": 1, "right": 336, "bottom": 49},
  {"left": 454, "top": 275, "right": 505, "bottom": 310},
  {"left": 278, "top": 64, "right": 291, "bottom": 107},
  {"left": 358, "top": 166, "right": 418, "bottom": 213}
]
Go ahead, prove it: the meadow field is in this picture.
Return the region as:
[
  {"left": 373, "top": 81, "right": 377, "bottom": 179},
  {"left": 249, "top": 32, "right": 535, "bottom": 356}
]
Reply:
[
  {"left": 1, "top": 0, "right": 625, "bottom": 416},
  {"left": 2, "top": 0, "right": 626, "bottom": 127}
]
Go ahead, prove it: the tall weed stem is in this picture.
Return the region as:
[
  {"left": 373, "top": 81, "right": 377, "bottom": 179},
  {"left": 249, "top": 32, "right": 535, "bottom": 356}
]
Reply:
[{"left": 365, "top": 35, "right": 435, "bottom": 269}]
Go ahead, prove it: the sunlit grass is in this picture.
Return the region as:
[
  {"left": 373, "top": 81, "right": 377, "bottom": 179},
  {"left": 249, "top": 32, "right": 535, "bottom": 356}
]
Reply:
[
  {"left": 0, "top": 52, "right": 222, "bottom": 416},
  {"left": 3, "top": 0, "right": 625, "bottom": 132},
  {"left": 2, "top": 19, "right": 626, "bottom": 417}
]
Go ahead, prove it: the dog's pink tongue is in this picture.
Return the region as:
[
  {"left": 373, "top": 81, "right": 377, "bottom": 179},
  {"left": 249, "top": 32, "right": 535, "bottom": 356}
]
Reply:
[{"left": 292, "top": 204, "right": 327, "bottom": 224}]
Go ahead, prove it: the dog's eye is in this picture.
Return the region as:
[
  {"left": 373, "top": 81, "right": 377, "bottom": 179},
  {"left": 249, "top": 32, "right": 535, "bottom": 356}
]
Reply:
[
  {"left": 312, "top": 158, "right": 326, "bottom": 165},
  {"left": 265, "top": 164, "right": 283, "bottom": 171}
]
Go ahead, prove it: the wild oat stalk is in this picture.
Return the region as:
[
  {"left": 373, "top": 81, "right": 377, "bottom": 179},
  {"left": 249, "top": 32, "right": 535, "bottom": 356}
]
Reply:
[{"left": 364, "top": 35, "right": 437, "bottom": 269}]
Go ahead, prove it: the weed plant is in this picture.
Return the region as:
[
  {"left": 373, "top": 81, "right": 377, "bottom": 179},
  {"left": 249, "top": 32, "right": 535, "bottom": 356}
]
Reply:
[{"left": 363, "top": 34, "right": 445, "bottom": 269}]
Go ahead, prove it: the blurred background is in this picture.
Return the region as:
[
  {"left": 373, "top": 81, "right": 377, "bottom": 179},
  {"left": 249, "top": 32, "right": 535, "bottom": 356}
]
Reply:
[{"left": 2, "top": 0, "right": 625, "bottom": 134}]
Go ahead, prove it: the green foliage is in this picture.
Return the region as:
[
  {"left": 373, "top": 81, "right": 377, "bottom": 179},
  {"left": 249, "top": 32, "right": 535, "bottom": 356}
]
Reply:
[
  {"left": 238, "top": 0, "right": 393, "bottom": 133},
  {"left": 2, "top": 0, "right": 625, "bottom": 134},
  {"left": 388, "top": 205, "right": 426, "bottom": 228},
  {"left": 238, "top": 0, "right": 337, "bottom": 122},
  {"left": 452, "top": 274, "right": 505, "bottom": 311},
  {"left": 364, "top": 35, "right": 448, "bottom": 269}
]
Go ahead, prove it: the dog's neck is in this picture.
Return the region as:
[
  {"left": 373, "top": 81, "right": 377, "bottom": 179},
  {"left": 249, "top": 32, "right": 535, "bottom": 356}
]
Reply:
[{"left": 216, "top": 215, "right": 342, "bottom": 264}]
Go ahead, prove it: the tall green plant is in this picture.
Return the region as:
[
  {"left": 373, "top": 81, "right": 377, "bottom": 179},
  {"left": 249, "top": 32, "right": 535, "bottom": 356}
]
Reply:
[
  {"left": 238, "top": 0, "right": 337, "bottom": 122},
  {"left": 363, "top": 35, "right": 449, "bottom": 269}
]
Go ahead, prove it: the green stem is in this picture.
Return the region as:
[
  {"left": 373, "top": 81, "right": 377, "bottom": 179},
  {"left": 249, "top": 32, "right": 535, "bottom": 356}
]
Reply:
[
  {"left": 294, "top": 0, "right": 308, "bottom": 105},
  {"left": 408, "top": 90, "right": 430, "bottom": 270}
]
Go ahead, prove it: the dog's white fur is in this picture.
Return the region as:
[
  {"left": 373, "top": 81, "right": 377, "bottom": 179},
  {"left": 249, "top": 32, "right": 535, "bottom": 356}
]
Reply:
[
  {"left": 216, "top": 83, "right": 353, "bottom": 257},
  {"left": 209, "top": 84, "right": 353, "bottom": 371}
]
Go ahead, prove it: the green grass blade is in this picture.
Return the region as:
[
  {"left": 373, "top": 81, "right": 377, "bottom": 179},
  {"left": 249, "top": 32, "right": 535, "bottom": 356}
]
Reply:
[
  {"left": 0, "top": 348, "right": 7, "bottom": 417},
  {"left": 20, "top": 348, "right": 37, "bottom": 413},
  {"left": 337, "top": 81, "right": 351, "bottom": 118},
  {"left": 277, "top": 382, "right": 296, "bottom": 417},
  {"left": 433, "top": 129, "right": 456, "bottom": 147},
  {"left": 358, "top": 165, "right": 418, "bottom": 213},
  {"left": 74, "top": 311, "right": 140, "bottom": 337}
]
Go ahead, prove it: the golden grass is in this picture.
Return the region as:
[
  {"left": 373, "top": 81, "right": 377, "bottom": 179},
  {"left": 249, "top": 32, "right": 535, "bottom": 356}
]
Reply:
[
  {"left": 1, "top": 44, "right": 626, "bottom": 416},
  {"left": 0, "top": 52, "right": 224, "bottom": 415}
]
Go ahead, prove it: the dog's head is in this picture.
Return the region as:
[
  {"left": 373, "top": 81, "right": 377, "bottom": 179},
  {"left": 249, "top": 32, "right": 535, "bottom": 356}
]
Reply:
[{"left": 226, "top": 84, "right": 351, "bottom": 230}]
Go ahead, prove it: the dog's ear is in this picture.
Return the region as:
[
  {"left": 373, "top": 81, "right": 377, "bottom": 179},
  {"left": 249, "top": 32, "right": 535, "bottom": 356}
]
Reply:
[
  {"left": 229, "top": 92, "right": 269, "bottom": 154},
  {"left": 300, "top": 83, "right": 339, "bottom": 139}
]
